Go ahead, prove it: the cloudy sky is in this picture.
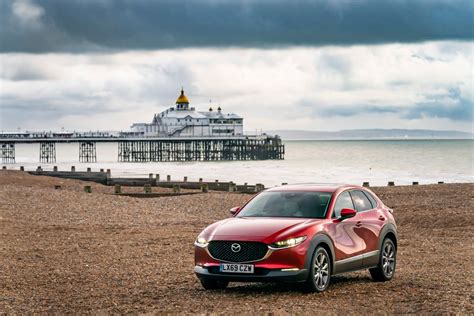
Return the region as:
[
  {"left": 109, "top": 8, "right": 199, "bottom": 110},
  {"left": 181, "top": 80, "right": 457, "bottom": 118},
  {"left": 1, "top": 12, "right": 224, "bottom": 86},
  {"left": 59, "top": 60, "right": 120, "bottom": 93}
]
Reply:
[{"left": 0, "top": 0, "right": 473, "bottom": 133}]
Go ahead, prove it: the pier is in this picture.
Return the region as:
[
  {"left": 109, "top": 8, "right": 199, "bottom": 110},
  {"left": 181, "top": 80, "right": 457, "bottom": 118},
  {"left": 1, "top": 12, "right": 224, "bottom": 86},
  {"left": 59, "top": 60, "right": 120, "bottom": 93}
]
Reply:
[{"left": 0, "top": 133, "right": 284, "bottom": 163}]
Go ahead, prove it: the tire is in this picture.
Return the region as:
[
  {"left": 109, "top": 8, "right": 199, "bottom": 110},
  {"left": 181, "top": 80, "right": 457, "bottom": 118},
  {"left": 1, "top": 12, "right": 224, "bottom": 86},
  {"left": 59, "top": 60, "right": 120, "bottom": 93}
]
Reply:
[
  {"left": 370, "top": 238, "right": 396, "bottom": 282},
  {"left": 199, "top": 278, "right": 229, "bottom": 290},
  {"left": 303, "top": 246, "right": 331, "bottom": 292}
]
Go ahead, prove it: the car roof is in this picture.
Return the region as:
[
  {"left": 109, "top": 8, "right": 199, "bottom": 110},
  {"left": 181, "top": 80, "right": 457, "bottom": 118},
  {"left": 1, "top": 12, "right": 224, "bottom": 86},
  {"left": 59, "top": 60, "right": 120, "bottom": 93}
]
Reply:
[{"left": 265, "top": 183, "right": 363, "bottom": 193}]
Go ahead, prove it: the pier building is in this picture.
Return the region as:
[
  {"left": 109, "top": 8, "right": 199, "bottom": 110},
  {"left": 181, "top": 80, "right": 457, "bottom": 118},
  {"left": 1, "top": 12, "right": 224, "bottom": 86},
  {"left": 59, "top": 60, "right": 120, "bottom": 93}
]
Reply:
[{"left": 130, "top": 89, "right": 243, "bottom": 137}]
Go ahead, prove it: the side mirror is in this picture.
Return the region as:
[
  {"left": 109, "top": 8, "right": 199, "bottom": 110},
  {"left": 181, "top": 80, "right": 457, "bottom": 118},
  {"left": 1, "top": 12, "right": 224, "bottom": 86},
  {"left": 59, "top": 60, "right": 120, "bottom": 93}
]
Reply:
[
  {"left": 229, "top": 206, "right": 240, "bottom": 216},
  {"left": 339, "top": 208, "right": 357, "bottom": 220}
]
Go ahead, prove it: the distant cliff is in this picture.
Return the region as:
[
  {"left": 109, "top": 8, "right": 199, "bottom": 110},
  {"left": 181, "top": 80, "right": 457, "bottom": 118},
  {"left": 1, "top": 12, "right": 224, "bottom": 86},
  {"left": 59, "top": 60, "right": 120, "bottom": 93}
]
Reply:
[{"left": 266, "top": 129, "right": 473, "bottom": 140}]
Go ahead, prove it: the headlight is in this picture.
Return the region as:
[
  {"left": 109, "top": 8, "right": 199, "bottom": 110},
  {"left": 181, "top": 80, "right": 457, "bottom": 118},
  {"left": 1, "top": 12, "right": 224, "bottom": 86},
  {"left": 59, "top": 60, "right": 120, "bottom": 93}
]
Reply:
[
  {"left": 269, "top": 236, "right": 307, "bottom": 250},
  {"left": 194, "top": 236, "right": 208, "bottom": 248}
]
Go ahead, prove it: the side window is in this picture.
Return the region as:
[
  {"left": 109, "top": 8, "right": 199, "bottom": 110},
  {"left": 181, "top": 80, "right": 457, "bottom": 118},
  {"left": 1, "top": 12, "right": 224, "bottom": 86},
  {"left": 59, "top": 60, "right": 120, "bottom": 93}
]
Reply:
[
  {"left": 332, "top": 191, "right": 354, "bottom": 218},
  {"left": 350, "top": 190, "right": 373, "bottom": 212},
  {"left": 362, "top": 191, "right": 378, "bottom": 208}
]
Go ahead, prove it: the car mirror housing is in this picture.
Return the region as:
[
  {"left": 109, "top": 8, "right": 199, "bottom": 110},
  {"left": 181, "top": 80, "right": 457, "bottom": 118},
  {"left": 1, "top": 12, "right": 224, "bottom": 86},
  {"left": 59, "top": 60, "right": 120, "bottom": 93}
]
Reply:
[
  {"left": 339, "top": 208, "right": 357, "bottom": 220},
  {"left": 229, "top": 206, "right": 240, "bottom": 216}
]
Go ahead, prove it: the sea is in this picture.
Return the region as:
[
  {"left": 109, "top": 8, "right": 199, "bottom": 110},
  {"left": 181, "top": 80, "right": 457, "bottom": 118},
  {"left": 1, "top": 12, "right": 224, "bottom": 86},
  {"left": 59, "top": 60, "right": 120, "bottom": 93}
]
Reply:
[{"left": 7, "top": 139, "right": 474, "bottom": 187}]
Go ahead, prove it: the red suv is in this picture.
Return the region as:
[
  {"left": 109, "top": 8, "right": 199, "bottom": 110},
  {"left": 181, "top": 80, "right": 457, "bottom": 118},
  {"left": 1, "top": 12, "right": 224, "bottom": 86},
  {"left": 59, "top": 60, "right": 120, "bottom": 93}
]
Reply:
[{"left": 194, "top": 184, "right": 397, "bottom": 292}]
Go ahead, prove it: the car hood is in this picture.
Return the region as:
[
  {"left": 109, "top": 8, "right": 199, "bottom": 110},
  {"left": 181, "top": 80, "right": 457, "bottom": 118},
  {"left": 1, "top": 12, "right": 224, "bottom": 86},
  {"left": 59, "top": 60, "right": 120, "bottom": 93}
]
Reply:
[{"left": 206, "top": 217, "right": 320, "bottom": 243}]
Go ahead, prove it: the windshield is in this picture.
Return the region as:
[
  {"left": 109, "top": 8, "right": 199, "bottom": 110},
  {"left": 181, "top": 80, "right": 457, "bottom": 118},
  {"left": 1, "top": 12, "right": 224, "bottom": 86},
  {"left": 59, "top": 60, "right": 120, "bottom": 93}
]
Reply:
[{"left": 237, "top": 191, "right": 332, "bottom": 218}]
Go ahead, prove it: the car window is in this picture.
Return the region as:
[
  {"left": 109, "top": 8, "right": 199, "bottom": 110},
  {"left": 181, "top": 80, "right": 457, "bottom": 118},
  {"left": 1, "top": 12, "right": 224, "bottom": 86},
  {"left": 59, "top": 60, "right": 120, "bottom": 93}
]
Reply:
[
  {"left": 237, "top": 191, "right": 332, "bottom": 218},
  {"left": 332, "top": 191, "right": 354, "bottom": 218},
  {"left": 362, "top": 191, "right": 378, "bottom": 208},
  {"left": 350, "top": 190, "right": 373, "bottom": 212}
]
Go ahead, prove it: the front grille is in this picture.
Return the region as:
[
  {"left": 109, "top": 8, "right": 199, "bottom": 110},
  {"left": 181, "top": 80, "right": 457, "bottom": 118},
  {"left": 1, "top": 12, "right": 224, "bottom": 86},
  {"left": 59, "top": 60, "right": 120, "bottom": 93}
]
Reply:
[{"left": 208, "top": 241, "right": 268, "bottom": 263}]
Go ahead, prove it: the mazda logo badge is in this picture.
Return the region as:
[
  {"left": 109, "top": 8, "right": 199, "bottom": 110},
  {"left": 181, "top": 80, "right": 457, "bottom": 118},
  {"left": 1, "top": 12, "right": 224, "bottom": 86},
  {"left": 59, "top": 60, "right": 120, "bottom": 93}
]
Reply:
[{"left": 231, "top": 243, "right": 241, "bottom": 252}]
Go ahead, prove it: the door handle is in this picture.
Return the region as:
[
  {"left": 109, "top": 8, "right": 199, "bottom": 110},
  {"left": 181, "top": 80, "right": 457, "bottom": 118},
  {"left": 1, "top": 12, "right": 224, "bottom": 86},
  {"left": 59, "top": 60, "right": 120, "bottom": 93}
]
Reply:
[
  {"left": 379, "top": 215, "right": 386, "bottom": 221},
  {"left": 355, "top": 221, "right": 362, "bottom": 227}
]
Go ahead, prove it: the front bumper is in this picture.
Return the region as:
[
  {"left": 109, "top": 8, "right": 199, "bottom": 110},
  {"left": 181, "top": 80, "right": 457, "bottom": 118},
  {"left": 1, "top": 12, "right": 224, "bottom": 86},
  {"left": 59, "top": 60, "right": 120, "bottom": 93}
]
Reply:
[
  {"left": 194, "top": 265, "right": 308, "bottom": 283},
  {"left": 194, "top": 240, "right": 310, "bottom": 283}
]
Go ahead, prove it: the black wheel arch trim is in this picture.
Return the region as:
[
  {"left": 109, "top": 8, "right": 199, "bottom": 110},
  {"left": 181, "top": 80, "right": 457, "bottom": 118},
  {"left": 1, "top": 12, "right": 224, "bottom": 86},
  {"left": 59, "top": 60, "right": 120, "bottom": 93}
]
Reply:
[
  {"left": 305, "top": 233, "right": 336, "bottom": 273},
  {"left": 378, "top": 223, "right": 398, "bottom": 250}
]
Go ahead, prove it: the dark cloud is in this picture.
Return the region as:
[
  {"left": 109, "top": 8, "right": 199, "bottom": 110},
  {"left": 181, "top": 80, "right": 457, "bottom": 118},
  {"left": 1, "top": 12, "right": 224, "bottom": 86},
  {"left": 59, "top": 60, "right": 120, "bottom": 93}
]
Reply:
[
  {"left": 306, "top": 87, "right": 473, "bottom": 122},
  {"left": 0, "top": 0, "right": 473, "bottom": 53},
  {"left": 310, "top": 104, "right": 399, "bottom": 117},
  {"left": 404, "top": 88, "right": 473, "bottom": 121}
]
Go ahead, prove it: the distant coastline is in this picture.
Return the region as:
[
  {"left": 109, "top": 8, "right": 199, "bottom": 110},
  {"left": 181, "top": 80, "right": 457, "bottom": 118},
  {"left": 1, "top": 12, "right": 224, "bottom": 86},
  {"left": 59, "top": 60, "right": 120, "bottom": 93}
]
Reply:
[{"left": 265, "top": 129, "right": 473, "bottom": 141}]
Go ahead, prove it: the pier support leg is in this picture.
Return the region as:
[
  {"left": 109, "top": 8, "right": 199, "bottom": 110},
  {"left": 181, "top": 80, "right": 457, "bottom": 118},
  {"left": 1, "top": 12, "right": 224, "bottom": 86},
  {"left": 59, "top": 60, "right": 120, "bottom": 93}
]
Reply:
[
  {"left": 39, "top": 142, "right": 56, "bottom": 163},
  {"left": 0, "top": 143, "right": 15, "bottom": 164},
  {"left": 79, "top": 142, "right": 97, "bottom": 163}
]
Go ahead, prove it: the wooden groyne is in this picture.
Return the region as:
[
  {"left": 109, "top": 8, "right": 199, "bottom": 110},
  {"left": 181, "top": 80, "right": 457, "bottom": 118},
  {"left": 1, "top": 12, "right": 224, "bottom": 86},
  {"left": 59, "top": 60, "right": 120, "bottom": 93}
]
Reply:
[{"left": 21, "top": 167, "right": 265, "bottom": 194}]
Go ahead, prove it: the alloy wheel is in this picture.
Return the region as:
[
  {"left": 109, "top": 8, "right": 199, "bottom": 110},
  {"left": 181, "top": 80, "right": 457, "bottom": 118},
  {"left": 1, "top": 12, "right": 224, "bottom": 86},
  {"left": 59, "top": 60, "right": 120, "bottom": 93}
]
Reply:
[
  {"left": 382, "top": 241, "right": 395, "bottom": 277},
  {"left": 313, "top": 251, "right": 329, "bottom": 290}
]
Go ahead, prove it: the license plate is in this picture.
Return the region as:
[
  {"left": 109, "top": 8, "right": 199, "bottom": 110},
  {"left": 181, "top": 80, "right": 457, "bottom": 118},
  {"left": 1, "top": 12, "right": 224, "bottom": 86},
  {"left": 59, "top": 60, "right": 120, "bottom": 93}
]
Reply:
[{"left": 220, "top": 263, "right": 254, "bottom": 274}]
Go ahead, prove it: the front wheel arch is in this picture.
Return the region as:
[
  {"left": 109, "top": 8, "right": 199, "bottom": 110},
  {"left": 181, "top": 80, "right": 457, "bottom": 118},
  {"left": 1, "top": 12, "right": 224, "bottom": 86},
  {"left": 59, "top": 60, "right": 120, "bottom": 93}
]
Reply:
[{"left": 305, "top": 234, "right": 335, "bottom": 275}]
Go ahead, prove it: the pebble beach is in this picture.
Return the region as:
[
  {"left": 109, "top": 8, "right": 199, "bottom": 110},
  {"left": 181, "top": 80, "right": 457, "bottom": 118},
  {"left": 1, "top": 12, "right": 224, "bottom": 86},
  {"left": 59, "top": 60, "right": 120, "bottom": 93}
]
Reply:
[{"left": 0, "top": 170, "right": 472, "bottom": 314}]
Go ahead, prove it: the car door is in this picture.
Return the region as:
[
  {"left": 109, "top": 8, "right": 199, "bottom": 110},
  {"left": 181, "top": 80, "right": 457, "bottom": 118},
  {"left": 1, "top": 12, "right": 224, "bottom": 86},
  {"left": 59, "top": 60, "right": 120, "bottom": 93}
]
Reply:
[
  {"left": 349, "top": 190, "right": 384, "bottom": 268},
  {"left": 330, "top": 191, "right": 365, "bottom": 274}
]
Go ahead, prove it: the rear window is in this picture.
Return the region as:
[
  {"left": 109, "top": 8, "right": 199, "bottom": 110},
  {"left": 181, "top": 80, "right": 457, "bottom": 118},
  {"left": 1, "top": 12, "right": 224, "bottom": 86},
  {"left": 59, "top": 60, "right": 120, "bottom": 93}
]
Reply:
[
  {"left": 350, "top": 190, "right": 373, "bottom": 212},
  {"left": 362, "top": 191, "right": 378, "bottom": 208},
  {"left": 237, "top": 191, "right": 332, "bottom": 219}
]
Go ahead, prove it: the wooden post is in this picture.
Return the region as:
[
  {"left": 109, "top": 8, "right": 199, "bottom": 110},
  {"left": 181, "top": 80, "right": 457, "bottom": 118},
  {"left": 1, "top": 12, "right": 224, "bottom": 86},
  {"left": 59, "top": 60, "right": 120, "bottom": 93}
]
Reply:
[
  {"left": 87, "top": 167, "right": 91, "bottom": 173},
  {"left": 167, "top": 175, "right": 171, "bottom": 181},
  {"left": 281, "top": 182, "right": 288, "bottom": 186},
  {"left": 363, "top": 182, "right": 370, "bottom": 187},
  {"left": 183, "top": 176, "right": 188, "bottom": 182},
  {"left": 388, "top": 181, "right": 395, "bottom": 186},
  {"left": 201, "top": 183, "right": 209, "bottom": 193},
  {"left": 412, "top": 181, "right": 419, "bottom": 185},
  {"left": 229, "top": 182, "right": 237, "bottom": 192},
  {"left": 173, "top": 184, "right": 181, "bottom": 193},
  {"left": 84, "top": 185, "right": 92, "bottom": 193},
  {"left": 20, "top": 166, "right": 24, "bottom": 171},
  {"left": 156, "top": 174, "right": 160, "bottom": 181},
  {"left": 36, "top": 166, "right": 42, "bottom": 172},
  {"left": 199, "top": 178, "right": 203, "bottom": 183},
  {"left": 438, "top": 181, "right": 444, "bottom": 184},
  {"left": 71, "top": 166, "right": 76, "bottom": 172},
  {"left": 215, "top": 179, "right": 219, "bottom": 183},
  {"left": 100, "top": 168, "right": 104, "bottom": 173},
  {"left": 106, "top": 169, "right": 111, "bottom": 179},
  {"left": 53, "top": 166, "right": 58, "bottom": 172},
  {"left": 114, "top": 185, "right": 121, "bottom": 194},
  {"left": 1, "top": 166, "right": 6, "bottom": 170},
  {"left": 144, "top": 184, "right": 152, "bottom": 193},
  {"left": 149, "top": 173, "right": 154, "bottom": 179},
  {"left": 255, "top": 183, "right": 265, "bottom": 192}
]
